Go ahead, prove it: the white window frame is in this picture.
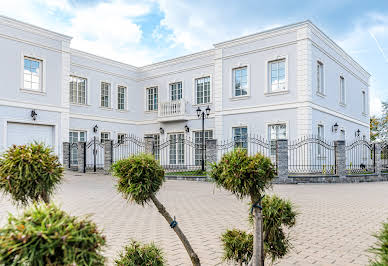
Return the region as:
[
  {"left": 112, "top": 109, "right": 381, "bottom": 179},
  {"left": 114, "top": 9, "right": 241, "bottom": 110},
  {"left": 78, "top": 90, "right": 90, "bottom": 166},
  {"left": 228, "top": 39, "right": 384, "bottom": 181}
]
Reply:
[
  {"left": 362, "top": 90, "right": 367, "bottom": 115},
  {"left": 317, "top": 61, "right": 325, "bottom": 96},
  {"left": 232, "top": 126, "right": 248, "bottom": 149},
  {"left": 100, "top": 132, "right": 110, "bottom": 143},
  {"left": 21, "top": 55, "right": 45, "bottom": 93},
  {"left": 193, "top": 130, "right": 213, "bottom": 166},
  {"left": 169, "top": 81, "right": 183, "bottom": 102},
  {"left": 265, "top": 56, "right": 288, "bottom": 95},
  {"left": 193, "top": 75, "right": 212, "bottom": 105},
  {"left": 117, "top": 133, "right": 127, "bottom": 144},
  {"left": 70, "top": 76, "right": 87, "bottom": 105},
  {"left": 339, "top": 76, "right": 346, "bottom": 105},
  {"left": 100, "top": 82, "right": 111, "bottom": 108},
  {"left": 168, "top": 132, "right": 185, "bottom": 165},
  {"left": 231, "top": 65, "right": 250, "bottom": 98},
  {"left": 145, "top": 86, "right": 158, "bottom": 111},
  {"left": 117, "top": 85, "right": 127, "bottom": 111}
]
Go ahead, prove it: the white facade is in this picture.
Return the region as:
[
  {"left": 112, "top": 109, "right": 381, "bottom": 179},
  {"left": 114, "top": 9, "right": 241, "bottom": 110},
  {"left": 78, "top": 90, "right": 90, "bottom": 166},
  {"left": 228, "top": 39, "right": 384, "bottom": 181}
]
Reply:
[{"left": 0, "top": 16, "right": 370, "bottom": 161}]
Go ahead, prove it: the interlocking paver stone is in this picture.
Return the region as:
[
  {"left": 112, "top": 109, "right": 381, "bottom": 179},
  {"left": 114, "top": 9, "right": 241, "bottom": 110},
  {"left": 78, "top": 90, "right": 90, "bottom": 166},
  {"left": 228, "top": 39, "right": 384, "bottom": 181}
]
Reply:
[{"left": 1, "top": 172, "right": 388, "bottom": 265}]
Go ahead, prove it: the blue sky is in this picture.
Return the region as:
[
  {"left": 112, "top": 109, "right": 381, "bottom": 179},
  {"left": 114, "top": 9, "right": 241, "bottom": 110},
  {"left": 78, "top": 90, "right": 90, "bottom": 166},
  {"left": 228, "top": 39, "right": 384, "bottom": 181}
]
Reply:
[{"left": 1, "top": 0, "right": 387, "bottom": 115}]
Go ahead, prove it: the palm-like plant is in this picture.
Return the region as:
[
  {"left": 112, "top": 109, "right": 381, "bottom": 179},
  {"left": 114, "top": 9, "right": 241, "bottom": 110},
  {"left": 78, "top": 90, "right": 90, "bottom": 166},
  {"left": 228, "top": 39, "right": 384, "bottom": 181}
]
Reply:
[{"left": 112, "top": 153, "right": 200, "bottom": 265}]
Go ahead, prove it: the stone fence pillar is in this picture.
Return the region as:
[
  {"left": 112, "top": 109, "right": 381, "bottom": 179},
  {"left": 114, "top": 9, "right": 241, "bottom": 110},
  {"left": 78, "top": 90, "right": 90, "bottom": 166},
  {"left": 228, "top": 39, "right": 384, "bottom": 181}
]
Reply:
[
  {"left": 144, "top": 136, "right": 154, "bottom": 154},
  {"left": 104, "top": 140, "right": 113, "bottom": 174},
  {"left": 276, "top": 139, "right": 288, "bottom": 180},
  {"left": 375, "top": 143, "right": 382, "bottom": 176},
  {"left": 63, "top": 142, "right": 70, "bottom": 169},
  {"left": 77, "top": 142, "right": 86, "bottom": 173},
  {"left": 334, "top": 140, "right": 346, "bottom": 178},
  {"left": 205, "top": 139, "right": 217, "bottom": 167}
]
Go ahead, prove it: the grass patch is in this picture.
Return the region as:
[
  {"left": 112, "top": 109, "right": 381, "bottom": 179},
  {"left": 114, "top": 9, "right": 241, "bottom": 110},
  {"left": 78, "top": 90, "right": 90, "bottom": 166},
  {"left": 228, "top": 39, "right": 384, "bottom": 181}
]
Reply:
[{"left": 165, "top": 170, "right": 207, "bottom": 177}]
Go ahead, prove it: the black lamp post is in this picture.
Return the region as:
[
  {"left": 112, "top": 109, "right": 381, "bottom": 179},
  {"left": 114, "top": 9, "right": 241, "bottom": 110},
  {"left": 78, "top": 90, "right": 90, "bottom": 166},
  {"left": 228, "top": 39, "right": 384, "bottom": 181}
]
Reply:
[{"left": 196, "top": 106, "right": 211, "bottom": 171}]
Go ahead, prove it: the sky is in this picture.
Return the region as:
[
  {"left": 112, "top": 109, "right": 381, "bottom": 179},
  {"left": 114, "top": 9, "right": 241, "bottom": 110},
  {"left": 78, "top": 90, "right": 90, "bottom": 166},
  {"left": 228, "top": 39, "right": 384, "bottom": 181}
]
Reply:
[{"left": 1, "top": 0, "right": 387, "bottom": 116}]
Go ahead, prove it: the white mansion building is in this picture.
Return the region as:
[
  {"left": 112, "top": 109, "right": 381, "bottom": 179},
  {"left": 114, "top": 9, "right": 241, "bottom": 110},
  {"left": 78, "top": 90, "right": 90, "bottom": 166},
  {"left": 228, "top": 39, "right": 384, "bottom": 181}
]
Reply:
[{"left": 0, "top": 16, "right": 370, "bottom": 162}]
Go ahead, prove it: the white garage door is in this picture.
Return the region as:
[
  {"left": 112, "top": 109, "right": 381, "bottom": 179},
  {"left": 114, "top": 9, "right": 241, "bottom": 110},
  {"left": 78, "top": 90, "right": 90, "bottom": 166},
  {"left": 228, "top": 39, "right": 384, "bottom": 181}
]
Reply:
[{"left": 7, "top": 122, "right": 54, "bottom": 148}]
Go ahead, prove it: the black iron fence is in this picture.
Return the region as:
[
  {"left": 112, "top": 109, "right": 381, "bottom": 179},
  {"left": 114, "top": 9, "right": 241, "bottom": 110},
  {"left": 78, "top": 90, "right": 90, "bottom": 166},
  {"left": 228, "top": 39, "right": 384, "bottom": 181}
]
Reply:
[
  {"left": 381, "top": 142, "right": 388, "bottom": 173},
  {"left": 345, "top": 139, "right": 375, "bottom": 174},
  {"left": 86, "top": 137, "right": 104, "bottom": 172},
  {"left": 216, "top": 135, "right": 276, "bottom": 169},
  {"left": 288, "top": 136, "right": 336, "bottom": 175},
  {"left": 112, "top": 134, "right": 145, "bottom": 163}
]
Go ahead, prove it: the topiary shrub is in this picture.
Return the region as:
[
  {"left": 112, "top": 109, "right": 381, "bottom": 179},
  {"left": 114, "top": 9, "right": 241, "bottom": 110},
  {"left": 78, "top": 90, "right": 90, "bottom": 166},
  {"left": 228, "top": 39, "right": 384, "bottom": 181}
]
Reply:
[
  {"left": 112, "top": 153, "right": 200, "bottom": 266},
  {"left": 115, "top": 240, "right": 165, "bottom": 266},
  {"left": 369, "top": 220, "right": 388, "bottom": 266},
  {"left": 210, "top": 149, "right": 276, "bottom": 265},
  {"left": 0, "top": 142, "right": 63, "bottom": 206},
  {"left": 0, "top": 203, "right": 106, "bottom": 265},
  {"left": 221, "top": 195, "right": 297, "bottom": 265},
  {"left": 221, "top": 229, "right": 253, "bottom": 266}
]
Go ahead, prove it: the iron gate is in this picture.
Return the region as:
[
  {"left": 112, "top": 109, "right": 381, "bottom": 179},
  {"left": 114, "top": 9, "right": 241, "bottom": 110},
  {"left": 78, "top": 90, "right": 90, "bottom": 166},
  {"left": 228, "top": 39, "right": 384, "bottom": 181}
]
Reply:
[
  {"left": 112, "top": 134, "right": 145, "bottom": 163},
  {"left": 381, "top": 142, "right": 388, "bottom": 173},
  {"left": 345, "top": 139, "right": 375, "bottom": 174},
  {"left": 86, "top": 137, "right": 105, "bottom": 172}
]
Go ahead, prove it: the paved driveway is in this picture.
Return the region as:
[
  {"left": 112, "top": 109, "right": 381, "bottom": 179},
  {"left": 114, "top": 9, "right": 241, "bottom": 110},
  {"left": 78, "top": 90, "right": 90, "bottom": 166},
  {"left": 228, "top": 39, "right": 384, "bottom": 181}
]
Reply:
[{"left": 1, "top": 172, "right": 388, "bottom": 265}]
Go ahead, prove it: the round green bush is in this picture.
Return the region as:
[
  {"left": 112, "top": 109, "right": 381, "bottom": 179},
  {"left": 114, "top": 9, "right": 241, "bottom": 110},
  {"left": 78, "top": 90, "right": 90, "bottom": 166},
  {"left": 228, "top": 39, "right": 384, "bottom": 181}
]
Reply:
[
  {"left": 112, "top": 153, "right": 165, "bottom": 205},
  {"left": 369, "top": 220, "right": 388, "bottom": 266},
  {"left": 0, "top": 142, "right": 64, "bottom": 206},
  {"left": 0, "top": 203, "right": 106, "bottom": 265},
  {"left": 115, "top": 240, "right": 165, "bottom": 266},
  {"left": 221, "top": 229, "right": 253, "bottom": 265},
  {"left": 209, "top": 149, "right": 276, "bottom": 199}
]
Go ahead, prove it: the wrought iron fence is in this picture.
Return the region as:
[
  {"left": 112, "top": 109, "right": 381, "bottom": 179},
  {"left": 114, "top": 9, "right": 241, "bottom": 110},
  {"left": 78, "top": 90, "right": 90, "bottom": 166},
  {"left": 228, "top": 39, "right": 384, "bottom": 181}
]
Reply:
[
  {"left": 153, "top": 136, "right": 204, "bottom": 173},
  {"left": 345, "top": 139, "right": 375, "bottom": 174},
  {"left": 288, "top": 136, "right": 336, "bottom": 175},
  {"left": 216, "top": 135, "right": 276, "bottom": 169},
  {"left": 112, "top": 134, "right": 145, "bottom": 163},
  {"left": 381, "top": 142, "right": 388, "bottom": 173},
  {"left": 86, "top": 137, "right": 104, "bottom": 172}
]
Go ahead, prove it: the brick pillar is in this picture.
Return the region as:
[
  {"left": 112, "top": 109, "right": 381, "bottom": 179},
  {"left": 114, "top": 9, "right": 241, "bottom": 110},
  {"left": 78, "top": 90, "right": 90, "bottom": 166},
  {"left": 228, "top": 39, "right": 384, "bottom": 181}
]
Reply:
[
  {"left": 205, "top": 139, "right": 217, "bottom": 167},
  {"left": 276, "top": 139, "right": 288, "bottom": 180},
  {"left": 104, "top": 140, "right": 113, "bottom": 173},
  {"left": 375, "top": 143, "right": 382, "bottom": 176},
  {"left": 77, "top": 142, "right": 86, "bottom": 173},
  {"left": 63, "top": 142, "right": 70, "bottom": 169},
  {"left": 144, "top": 135, "right": 154, "bottom": 154},
  {"left": 334, "top": 140, "right": 346, "bottom": 178}
]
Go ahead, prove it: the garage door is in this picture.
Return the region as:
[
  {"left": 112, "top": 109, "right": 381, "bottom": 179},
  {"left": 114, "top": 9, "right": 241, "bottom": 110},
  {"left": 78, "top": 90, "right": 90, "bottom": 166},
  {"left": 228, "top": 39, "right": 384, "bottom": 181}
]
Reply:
[{"left": 7, "top": 122, "right": 54, "bottom": 148}]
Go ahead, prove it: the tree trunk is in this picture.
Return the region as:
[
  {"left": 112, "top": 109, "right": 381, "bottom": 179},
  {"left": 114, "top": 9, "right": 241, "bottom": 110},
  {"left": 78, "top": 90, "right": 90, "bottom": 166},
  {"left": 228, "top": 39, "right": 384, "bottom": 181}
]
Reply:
[
  {"left": 41, "top": 191, "right": 49, "bottom": 204},
  {"left": 150, "top": 194, "right": 201, "bottom": 266},
  {"left": 251, "top": 194, "right": 264, "bottom": 266}
]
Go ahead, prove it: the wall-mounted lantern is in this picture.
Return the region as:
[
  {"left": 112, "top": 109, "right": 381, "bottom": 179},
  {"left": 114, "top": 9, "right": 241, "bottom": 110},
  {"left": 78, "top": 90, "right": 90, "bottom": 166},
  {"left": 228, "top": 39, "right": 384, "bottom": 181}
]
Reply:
[
  {"left": 184, "top": 125, "right": 190, "bottom": 133},
  {"left": 159, "top": 127, "right": 165, "bottom": 135},
  {"left": 332, "top": 123, "right": 338, "bottom": 133},
  {"left": 31, "top": 109, "right": 37, "bottom": 121},
  {"left": 355, "top": 129, "right": 360, "bottom": 137},
  {"left": 93, "top": 125, "right": 99, "bottom": 133}
]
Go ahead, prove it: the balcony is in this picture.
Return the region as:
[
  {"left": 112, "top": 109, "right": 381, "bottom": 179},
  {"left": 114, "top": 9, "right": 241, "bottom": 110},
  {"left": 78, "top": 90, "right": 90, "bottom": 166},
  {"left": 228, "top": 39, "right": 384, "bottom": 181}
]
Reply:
[{"left": 158, "top": 100, "right": 189, "bottom": 122}]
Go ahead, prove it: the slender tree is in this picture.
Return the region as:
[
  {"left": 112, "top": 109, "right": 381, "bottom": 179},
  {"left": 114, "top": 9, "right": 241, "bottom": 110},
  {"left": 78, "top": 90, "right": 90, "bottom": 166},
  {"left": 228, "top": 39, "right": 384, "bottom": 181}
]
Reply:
[
  {"left": 112, "top": 153, "right": 201, "bottom": 265},
  {"left": 210, "top": 149, "right": 276, "bottom": 266}
]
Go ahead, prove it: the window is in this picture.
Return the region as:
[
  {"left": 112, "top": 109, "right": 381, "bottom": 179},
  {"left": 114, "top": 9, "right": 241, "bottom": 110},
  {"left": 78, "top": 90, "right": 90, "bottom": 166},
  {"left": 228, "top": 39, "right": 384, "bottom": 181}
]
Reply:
[
  {"left": 145, "top": 134, "right": 160, "bottom": 161},
  {"left": 340, "top": 76, "right": 345, "bottom": 104},
  {"left": 170, "top": 82, "right": 183, "bottom": 101},
  {"left": 195, "top": 77, "right": 211, "bottom": 104},
  {"left": 69, "top": 131, "right": 86, "bottom": 165},
  {"left": 233, "top": 66, "right": 248, "bottom": 97},
  {"left": 268, "top": 124, "right": 287, "bottom": 155},
  {"left": 101, "top": 82, "right": 111, "bottom": 108},
  {"left": 269, "top": 59, "right": 286, "bottom": 92},
  {"left": 117, "top": 133, "right": 127, "bottom": 144},
  {"left": 70, "top": 76, "right": 87, "bottom": 104},
  {"left": 23, "top": 57, "right": 42, "bottom": 91},
  {"left": 317, "top": 125, "right": 324, "bottom": 155},
  {"left": 146, "top": 87, "right": 158, "bottom": 111},
  {"left": 100, "top": 132, "right": 110, "bottom": 143},
  {"left": 362, "top": 91, "right": 366, "bottom": 114},
  {"left": 169, "top": 133, "right": 184, "bottom": 165},
  {"left": 317, "top": 61, "right": 324, "bottom": 94},
  {"left": 194, "top": 130, "right": 213, "bottom": 166},
  {"left": 233, "top": 127, "right": 248, "bottom": 149},
  {"left": 118, "top": 86, "right": 127, "bottom": 110}
]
